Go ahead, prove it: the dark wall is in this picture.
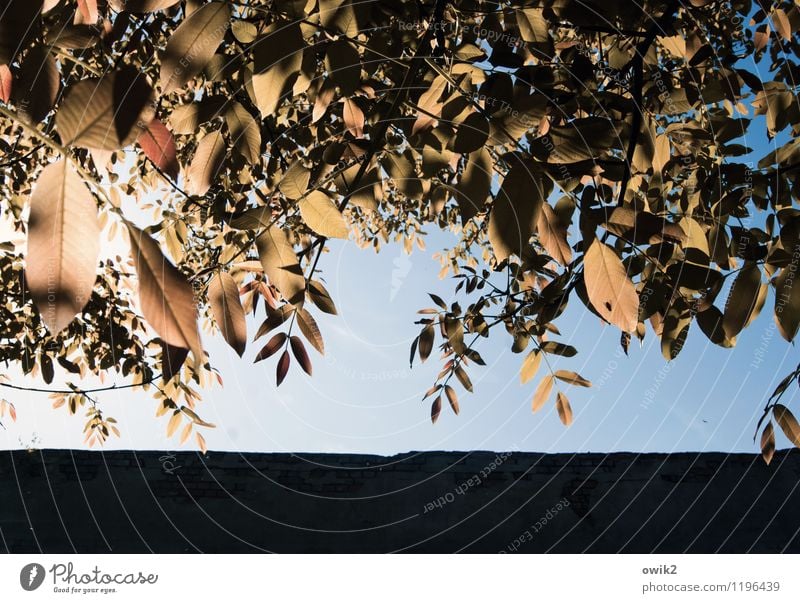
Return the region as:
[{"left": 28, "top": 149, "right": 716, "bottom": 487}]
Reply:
[{"left": 1, "top": 449, "right": 799, "bottom": 553}]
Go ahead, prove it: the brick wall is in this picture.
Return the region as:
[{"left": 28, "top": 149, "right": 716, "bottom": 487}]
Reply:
[{"left": 1, "top": 449, "right": 799, "bottom": 552}]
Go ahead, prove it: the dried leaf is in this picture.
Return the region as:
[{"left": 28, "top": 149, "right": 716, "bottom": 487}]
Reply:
[
  {"left": 160, "top": 2, "right": 231, "bottom": 94},
  {"left": 583, "top": 239, "right": 639, "bottom": 332},
  {"left": 25, "top": 160, "right": 100, "bottom": 334},
  {"left": 532, "top": 375, "right": 553, "bottom": 412},
  {"left": 290, "top": 335, "right": 312, "bottom": 375},
  {"left": 556, "top": 391, "right": 573, "bottom": 426},
  {"left": 208, "top": 272, "right": 247, "bottom": 356}
]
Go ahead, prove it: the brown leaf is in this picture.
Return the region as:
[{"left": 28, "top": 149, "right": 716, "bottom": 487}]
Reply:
[
  {"left": 418, "top": 323, "right": 435, "bottom": 362},
  {"left": 15, "top": 46, "right": 59, "bottom": 123},
  {"left": 520, "top": 349, "right": 541, "bottom": 384},
  {"left": 25, "top": 160, "right": 100, "bottom": 334},
  {"left": 343, "top": 97, "right": 364, "bottom": 138},
  {"left": 127, "top": 224, "right": 203, "bottom": 365},
  {"left": 556, "top": 391, "right": 573, "bottom": 426},
  {"left": 256, "top": 225, "right": 305, "bottom": 306},
  {"left": 445, "top": 385, "right": 459, "bottom": 415},
  {"left": 208, "top": 272, "right": 247, "bottom": 356},
  {"left": 56, "top": 66, "right": 154, "bottom": 150},
  {"left": 722, "top": 262, "right": 762, "bottom": 339},
  {"left": 761, "top": 422, "right": 775, "bottom": 465},
  {"left": 161, "top": 342, "right": 189, "bottom": 382},
  {"left": 290, "top": 335, "right": 312, "bottom": 375},
  {"left": 159, "top": 2, "right": 230, "bottom": 94},
  {"left": 186, "top": 129, "right": 226, "bottom": 196},
  {"left": 138, "top": 118, "right": 179, "bottom": 179},
  {"left": 431, "top": 395, "right": 442, "bottom": 424},
  {"left": 76, "top": 0, "right": 98, "bottom": 23},
  {"left": 276, "top": 349, "right": 291, "bottom": 386},
  {"left": 0, "top": 64, "right": 10, "bottom": 103},
  {"left": 532, "top": 375, "right": 553, "bottom": 412},
  {"left": 537, "top": 202, "right": 572, "bottom": 265},
  {"left": 554, "top": 370, "right": 592, "bottom": 388},
  {"left": 298, "top": 191, "right": 348, "bottom": 239},
  {"left": 488, "top": 159, "right": 546, "bottom": 262},
  {"left": 308, "top": 279, "right": 337, "bottom": 315},
  {"left": 225, "top": 101, "right": 261, "bottom": 165},
  {"left": 296, "top": 308, "right": 324, "bottom": 355},
  {"left": 251, "top": 22, "right": 305, "bottom": 117},
  {"left": 773, "top": 404, "right": 800, "bottom": 448},
  {"left": 583, "top": 239, "right": 639, "bottom": 332},
  {"left": 255, "top": 332, "right": 287, "bottom": 362},
  {"left": 453, "top": 148, "right": 491, "bottom": 223}
]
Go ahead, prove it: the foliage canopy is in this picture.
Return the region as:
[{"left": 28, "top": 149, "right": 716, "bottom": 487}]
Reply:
[{"left": 0, "top": 0, "right": 799, "bottom": 458}]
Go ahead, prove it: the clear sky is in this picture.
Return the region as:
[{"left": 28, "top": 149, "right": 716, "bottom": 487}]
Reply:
[{"left": 1, "top": 222, "right": 797, "bottom": 455}]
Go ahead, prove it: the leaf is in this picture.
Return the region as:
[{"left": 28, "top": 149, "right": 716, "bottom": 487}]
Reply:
[
  {"left": 279, "top": 161, "right": 310, "bottom": 199},
  {"left": 0, "top": 0, "right": 41, "bottom": 65},
  {"left": 298, "top": 191, "right": 348, "bottom": 239},
  {"left": 445, "top": 385, "right": 459, "bottom": 415},
  {"left": 453, "top": 148, "right": 491, "bottom": 223},
  {"left": 554, "top": 370, "right": 592, "bottom": 388},
  {"left": 251, "top": 22, "right": 305, "bottom": 117},
  {"left": 537, "top": 202, "right": 572, "bottom": 265},
  {"left": 76, "top": 0, "right": 98, "bottom": 23},
  {"left": 15, "top": 46, "right": 59, "bottom": 123},
  {"left": 488, "top": 159, "right": 545, "bottom": 262},
  {"left": 308, "top": 280, "right": 337, "bottom": 315},
  {"left": 127, "top": 224, "right": 202, "bottom": 365},
  {"left": 583, "top": 239, "right": 639, "bottom": 333},
  {"left": 532, "top": 375, "right": 553, "bottom": 412},
  {"left": 761, "top": 422, "right": 775, "bottom": 465},
  {"left": 180, "top": 421, "right": 193, "bottom": 445},
  {"left": 342, "top": 97, "right": 365, "bottom": 139},
  {"left": 225, "top": 101, "right": 261, "bottom": 165},
  {"left": 161, "top": 342, "right": 189, "bottom": 382},
  {"left": 0, "top": 64, "right": 10, "bottom": 103},
  {"left": 722, "top": 262, "right": 761, "bottom": 339},
  {"left": 520, "top": 350, "right": 541, "bottom": 384},
  {"left": 325, "top": 39, "right": 360, "bottom": 95},
  {"left": 276, "top": 349, "right": 291, "bottom": 386},
  {"left": 186, "top": 129, "right": 226, "bottom": 196},
  {"left": 296, "top": 308, "right": 324, "bottom": 354},
  {"left": 56, "top": 66, "right": 154, "bottom": 150},
  {"left": 166, "top": 411, "right": 182, "bottom": 438},
  {"left": 208, "top": 272, "right": 247, "bottom": 356},
  {"left": 196, "top": 432, "right": 207, "bottom": 454},
  {"left": 255, "top": 332, "right": 287, "bottom": 362},
  {"left": 255, "top": 225, "right": 305, "bottom": 306},
  {"left": 556, "top": 392, "right": 573, "bottom": 426},
  {"left": 418, "top": 323, "right": 434, "bottom": 362},
  {"left": 540, "top": 341, "right": 577, "bottom": 357},
  {"left": 773, "top": 404, "right": 800, "bottom": 448},
  {"left": 137, "top": 118, "right": 179, "bottom": 179},
  {"left": 290, "top": 335, "right": 312, "bottom": 375},
  {"left": 25, "top": 160, "right": 100, "bottom": 334},
  {"left": 159, "top": 2, "right": 231, "bottom": 94},
  {"left": 454, "top": 365, "right": 472, "bottom": 393},
  {"left": 431, "top": 395, "right": 442, "bottom": 424},
  {"left": 444, "top": 316, "right": 466, "bottom": 355},
  {"left": 774, "top": 252, "right": 800, "bottom": 342},
  {"left": 123, "top": 0, "right": 181, "bottom": 12},
  {"left": 254, "top": 305, "right": 293, "bottom": 340},
  {"left": 453, "top": 112, "right": 490, "bottom": 154}
]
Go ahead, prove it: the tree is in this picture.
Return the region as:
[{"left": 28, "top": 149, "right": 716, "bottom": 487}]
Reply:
[{"left": 0, "top": 0, "right": 797, "bottom": 458}]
